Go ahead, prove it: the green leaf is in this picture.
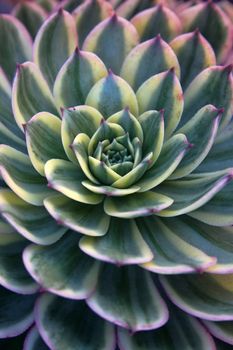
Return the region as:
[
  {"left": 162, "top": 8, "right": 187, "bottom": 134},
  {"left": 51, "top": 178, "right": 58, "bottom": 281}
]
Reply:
[
  {"left": 44, "top": 194, "right": 110, "bottom": 236},
  {"left": 80, "top": 218, "right": 153, "bottom": 265},
  {"left": 73, "top": 0, "right": 113, "bottom": 46},
  {"left": 170, "top": 105, "right": 222, "bottom": 179},
  {"left": 26, "top": 112, "right": 67, "bottom": 176},
  {"left": 131, "top": 5, "right": 182, "bottom": 42},
  {"left": 0, "top": 145, "right": 53, "bottom": 206},
  {"left": 0, "top": 67, "right": 23, "bottom": 140},
  {"left": 34, "top": 9, "right": 78, "bottom": 88},
  {"left": 82, "top": 180, "right": 140, "bottom": 196},
  {"left": 157, "top": 170, "right": 233, "bottom": 217},
  {"left": 136, "top": 69, "right": 183, "bottom": 138},
  {"left": 170, "top": 30, "right": 216, "bottom": 89},
  {"left": 189, "top": 179, "right": 233, "bottom": 227},
  {"left": 0, "top": 285, "right": 36, "bottom": 338},
  {"left": 107, "top": 108, "right": 143, "bottom": 143},
  {"left": 204, "top": 320, "right": 233, "bottom": 346},
  {"left": 86, "top": 71, "right": 139, "bottom": 119},
  {"left": 0, "top": 122, "right": 26, "bottom": 154},
  {"left": 180, "top": 2, "right": 233, "bottom": 62},
  {"left": 196, "top": 123, "right": 233, "bottom": 172},
  {"left": 115, "top": 0, "right": 154, "bottom": 19},
  {"left": 36, "top": 295, "right": 115, "bottom": 350},
  {"left": 136, "top": 134, "right": 188, "bottom": 192},
  {"left": 87, "top": 264, "right": 168, "bottom": 331},
  {"left": 160, "top": 273, "right": 233, "bottom": 321},
  {"left": 72, "top": 133, "right": 99, "bottom": 184},
  {"left": 137, "top": 216, "right": 216, "bottom": 274},
  {"left": 54, "top": 50, "right": 107, "bottom": 109},
  {"left": 0, "top": 189, "right": 67, "bottom": 245},
  {"left": 24, "top": 326, "right": 49, "bottom": 350},
  {"left": 88, "top": 156, "right": 121, "bottom": 185},
  {"left": 88, "top": 120, "right": 125, "bottom": 155},
  {"left": 62, "top": 106, "right": 103, "bottom": 163},
  {"left": 121, "top": 35, "right": 180, "bottom": 91},
  {"left": 0, "top": 14, "right": 32, "bottom": 81},
  {"left": 12, "top": 2, "right": 47, "bottom": 38},
  {"left": 12, "top": 62, "right": 58, "bottom": 131},
  {"left": 104, "top": 191, "right": 173, "bottom": 218},
  {"left": 0, "top": 223, "right": 38, "bottom": 294},
  {"left": 118, "top": 305, "right": 216, "bottom": 350},
  {"left": 23, "top": 232, "right": 100, "bottom": 299},
  {"left": 44, "top": 159, "right": 103, "bottom": 204},
  {"left": 182, "top": 65, "right": 233, "bottom": 130},
  {"left": 111, "top": 153, "right": 153, "bottom": 189},
  {"left": 36, "top": 0, "right": 56, "bottom": 12},
  {"left": 138, "top": 110, "right": 164, "bottom": 166},
  {"left": 83, "top": 14, "right": 138, "bottom": 74}
]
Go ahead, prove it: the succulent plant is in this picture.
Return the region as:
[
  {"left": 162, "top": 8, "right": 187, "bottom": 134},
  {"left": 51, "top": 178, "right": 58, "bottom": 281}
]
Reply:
[{"left": 0, "top": 0, "right": 233, "bottom": 349}]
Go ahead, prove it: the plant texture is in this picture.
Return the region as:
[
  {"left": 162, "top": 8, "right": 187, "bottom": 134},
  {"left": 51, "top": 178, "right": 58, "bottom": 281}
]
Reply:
[{"left": 0, "top": 0, "right": 233, "bottom": 349}]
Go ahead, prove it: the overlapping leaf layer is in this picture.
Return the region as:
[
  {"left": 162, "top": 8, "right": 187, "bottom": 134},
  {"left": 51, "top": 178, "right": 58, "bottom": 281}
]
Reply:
[{"left": 0, "top": 0, "right": 233, "bottom": 349}]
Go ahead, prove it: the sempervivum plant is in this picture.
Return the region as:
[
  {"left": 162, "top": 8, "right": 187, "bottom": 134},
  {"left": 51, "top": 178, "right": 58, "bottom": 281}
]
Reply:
[{"left": 0, "top": 1, "right": 233, "bottom": 349}]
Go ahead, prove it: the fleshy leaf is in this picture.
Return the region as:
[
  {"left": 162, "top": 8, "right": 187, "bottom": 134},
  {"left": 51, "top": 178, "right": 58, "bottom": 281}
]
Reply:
[
  {"left": 86, "top": 71, "right": 139, "bottom": 118},
  {"left": 0, "top": 67, "right": 23, "bottom": 140},
  {"left": 170, "top": 30, "right": 216, "bottom": 89},
  {"left": 0, "top": 285, "right": 36, "bottom": 338},
  {"left": 44, "top": 193, "right": 110, "bottom": 236},
  {"left": 62, "top": 106, "right": 103, "bottom": 163},
  {"left": 182, "top": 65, "right": 233, "bottom": 130},
  {"left": 107, "top": 108, "right": 143, "bottom": 143},
  {"left": 189, "top": 179, "right": 233, "bottom": 227},
  {"left": 54, "top": 50, "right": 108, "bottom": 109},
  {"left": 23, "top": 232, "right": 100, "bottom": 299},
  {"left": 157, "top": 170, "right": 233, "bottom": 217},
  {"left": 36, "top": 295, "right": 115, "bottom": 350},
  {"left": 12, "top": 2, "right": 47, "bottom": 38},
  {"left": 170, "top": 105, "right": 222, "bottom": 179},
  {"left": 0, "top": 145, "right": 52, "bottom": 206},
  {"left": 131, "top": 5, "right": 181, "bottom": 42},
  {"left": 180, "top": 2, "right": 233, "bottom": 62},
  {"left": 145, "top": 215, "right": 233, "bottom": 275},
  {"left": 0, "top": 14, "right": 32, "bottom": 81},
  {"left": 160, "top": 273, "right": 233, "bottom": 321},
  {"left": 196, "top": 123, "right": 233, "bottom": 172},
  {"left": 88, "top": 156, "right": 121, "bottom": 185},
  {"left": 73, "top": 0, "right": 113, "bottom": 46},
  {"left": 45, "top": 159, "right": 103, "bottom": 204},
  {"left": 136, "top": 69, "right": 183, "bottom": 138},
  {"left": 82, "top": 180, "right": 140, "bottom": 196},
  {"left": 136, "top": 134, "right": 188, "bottom": 192},
  {"left": 0, "top": 221, "right": 38, "bottom": 294},
  {"left": 138, "top": 110, "right": 164, "bottom": 166},
  {"left": 204, "top": 320, "right": 233, "bottom": 346},
  {"left": 104, "top": 191, "right": 173, "bottom": 218},
  {"left": 137, "top": 216, "right": 216, "bottom": 274},
  {"left": 80, "top": 217, "right": 153, "bottom": 265},
  {"left": 121, "top": 35, "right": 180, "bottom": 91},
  {"left": 12, "top": 62, "right": 58, "bottom": 131},
  {"left": 111, "top": 153, "right": 153, "bottom": 189},
  {"left": 87, "top": 264, "right": 168, "bottom": 331},
  {"left": 34, "top": 9, "right": 78, "bottom": 87},
  {"left": 0, "top": 189, "right": 67, "bottom": 245},
  {"left": 72, "top": 133, "right": 99, "bottom": 183},
  {"left": 26, "top": 112, "right": 67, "bottom": 176},
  {"left": 24, "top": 326, "right": 49, "bottom": 350},
  {"left": 83, "top": 14, "right": 138, "bottom": 74},
  {"left": 118, "top": 305, "right": 215, "bottom": 350}
]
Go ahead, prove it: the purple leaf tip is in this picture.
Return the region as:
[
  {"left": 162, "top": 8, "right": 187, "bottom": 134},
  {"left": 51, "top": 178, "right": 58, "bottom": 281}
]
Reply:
[
  {"left": 58, "top": 7, "right": 64, "bottom": 16},
  {"left": 110, "top": 12, "right": 118, "bottom": 23},
  {"left": 22, "top": 123, "right": 27, "bottom": 132}
]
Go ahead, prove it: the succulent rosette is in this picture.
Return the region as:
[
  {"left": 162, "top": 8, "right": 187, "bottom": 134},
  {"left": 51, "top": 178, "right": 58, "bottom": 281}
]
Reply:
[{"left": 0, "top": 0, "right": 233, "bottom": 349}]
